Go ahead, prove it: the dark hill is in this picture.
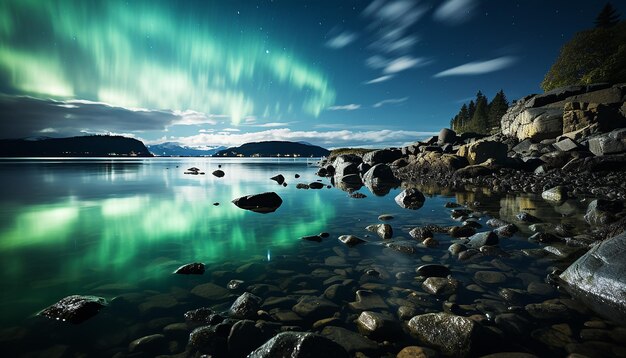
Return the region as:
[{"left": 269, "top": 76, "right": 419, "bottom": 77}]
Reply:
[
  {"left": 0, "top": 135, "right": 153, "bottom": 157},
  {"left": 214, "top": 141, "right": 329, "bottom": 157}
]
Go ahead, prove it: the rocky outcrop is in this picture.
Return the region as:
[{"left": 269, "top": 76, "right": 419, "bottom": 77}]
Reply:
[
  {"left": 560, "top": 231, "right": 626, "bottom": 324},
  {"left": 38, "top": 295, "right": 107, "bottom": 324},
  {"left": 588, "top": 128, "right": 626, "bottom": 156},
  {"left": 362, "top": 149, "right": 402, "bottom": 166},
  {"left": 458, "top": 139, "right": 508, "bottom": 165}
]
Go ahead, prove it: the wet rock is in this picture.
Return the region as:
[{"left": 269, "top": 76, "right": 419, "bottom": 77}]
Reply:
[
  {"left": 416, "top": 264, "right": 450, "bottom": 278},
  {"left": 338, "top": 235, "right": 366, "bottom": 247},
  {"left": 248, "top": 331, "right": 348, "bottom": 358},
  {"left": 409, "top": 227, "right": 433, "bottom": 241},
  {"left": 188, "top": 324, "right": 229, "bottom": 355},
  {"left": 397, "top": 346, "right": 439, "bottom": 358},
  {"left": 173, "top": 262, "right": 205, "bottom": 275},
  {"left": 212, "top": 170, "right": 225, "bottom": 178},
  {"left": 362, "top": 148, "right": 403, "bottom": 166},
  {"left": 366, "top": 223, "right": 393, "bottom": 239},
  {"left": 324, "top": 283, "right": 354, "bottom": 301},
  {"left": 38, "top": 295, "right": 107, "bottom": 324},
  {"left": 270, "top": 174, "right": 285, "bottom": 184},
  {"left": 292, "top": 296, "right": 339, "bottom": 321},
  {"left": 349, "top": 290, "right": 389, "bottom": 310},
  {"left": 422, "top": 237, "right": 439, "bottom": 248},
  {"left": 227, "top": 279, "right": 244, "bottom": 290},
  {"left": 448, "top": 243, "right": 467, "bottom": 256},
  {"left": 395, "top": 188, "right": 426, "bottom": 210},
  {"left": 229, "top": 292, "right": 261, "bottom": 319},
  {"left": 349, "top": 192, "right": 367, "bottom": 198},
  {"left": 494, "top": 224, "right": 518, "bottom": 238},
  {"left": 494, "top": 313, "right": 531, "bottom": 336},
  {"left": 407, "top": 313, "right": 484, "bottom": 357},
  {"left": 228, "top": 320, "right": 276, "bottom": 358},
  {"left": 356, "top": 311, "right": 401, "bottom": 340},
  {"left": 232, "top": 192, "right": 283, "bottom": 213},
  {"left": 191, "top": 283, "right": 231, "bottom": 301},
  {"left": 422, "top": 277, "right": 458, "bottom": 296},
  {"left": 320, "top": 326, "right": 378, "bottom": 355},
  {"left": 560, "top": 231, "right": 626, "bottom": 323},
  {"left": 378, "top": 214, "right": 394, "bottom": 221},
  {"left": 516, "top": 212, "right": 541, "bottom": 223},
  {"left": 128, "top": 334, "right": 166, "bottom": 354},
  {"left": 309, "top": 182, "right": 325, "bottom": 189},
  {"left": 474, "top": 271, "right": 507, "bottom": 285},
  {"left": 486, "top": 218, "right": 510, "bottom": 228},
  {"left": 296, "top": 183, "right": 310, "bottom": 189},
  {"left": 527, "top": 282, "right": 557, "bottom": 297},
  {"left": 184, "top": 307, "right": 223, "bottom": 325},
  {"left": 449, "top": 225, "right": 476, "bottom": 238},
  {"left": 528, "top": 232, "right": 560, "bottom": 243},
  {"left": 584, "top": 199, "right": 622, "bottom": 226},
  {"left": 398, "top": 305, "right": 419, "bottom": 320},
  {"left": 384, "top": 240, "right": 420, "bottom": 254},
  {"left": 541, "top": 186, "right": 568, "bottom": 202},
  {"left": 468, "top": 231, "right": 499, "bottom": 248},
  {"left": 525, "top": 302, "right": 570, "bottom": 320}
]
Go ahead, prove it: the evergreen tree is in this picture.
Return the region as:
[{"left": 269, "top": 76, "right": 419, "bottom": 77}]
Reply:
[
  {"left": 595, "top": 2, "right": 620, "bottom": 28},
  {"left": 471, "top": 91, "right": 489, "bottom": 133},
  {"left": 458, "top": 104, "right": 469, "bottom": 131},
  {"left": 488, "top": 90, "right": 509, "bottom": 130},
  {"left": 468, "top": 100, "right": 476, "bottom": 119}
]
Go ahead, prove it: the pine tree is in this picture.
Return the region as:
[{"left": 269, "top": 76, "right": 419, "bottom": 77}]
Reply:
[
  {"left": 488, "top": 90, "right": 509, "bottom": 130},
  {"left": 595, "top": 2, "right": 620, "bottom": 28},
  {"left": 458, "top": 104, "right": 469, "bottom": 131},
  {"left": 471, "top": 92, "right": 489, "bottom": 133},
  {"left": 468, "top": 100, "right": 476, "bottom": 120}
]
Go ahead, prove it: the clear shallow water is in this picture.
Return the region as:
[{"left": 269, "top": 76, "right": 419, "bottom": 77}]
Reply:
[{"left": 0, "top": 158, "right": 611, "bottom": 357}]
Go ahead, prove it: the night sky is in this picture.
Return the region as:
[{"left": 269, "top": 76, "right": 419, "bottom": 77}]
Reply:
[{"left": 1, "top": 0, "right": 624, "bottom": 148}]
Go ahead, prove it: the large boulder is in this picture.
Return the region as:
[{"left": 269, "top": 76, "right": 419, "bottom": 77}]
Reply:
[
  {"left": 229, "top": 292, "right": 262, "bottom": 319},
  {"left": 362, "top": 149, "right": 402, "bottom": 166},
  {"left": 407, "top": 313, "right": 486, "bottom": 357},
  {"left": 584, "top": 199, "right": 622, "bottom": 226},
  {"left": 400, "top": 152, "right": 468, "bottom": 177},
  {"left": 561, "top": 153, "right": 626, "bottom": 172},
  {"left": 232, "top": 192, "right": 283, "bottom": 213},
  {"left": 588, "top": 128, "right": 626, "bottom": 156},
  {"left": 394, "top": 188, "right": 425, "bottom": 210},
  {"left": 248, "top": 332, "right": 348, "bottom": 358},
  {"left": 38, "top": 295, "right": 107, "bottom": 324},
  {"left": 457, "top": 140, "right": 508, "bottom": 165},
  {"left": 438, "top": 128, "right": 457, "bottom": 145},
  {"left": 503, "top": 107, "right": 564, "bottom": 142},
  {"left": 560, "top": 231, "right": 626, "bottom": 324},
  {"left": 362, "top": 164, "right": 398, "bottom": 196}
]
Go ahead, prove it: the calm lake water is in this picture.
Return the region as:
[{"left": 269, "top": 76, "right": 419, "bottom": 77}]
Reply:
[{"left": 0, "top": 158, "right": 610, "bottom": 357}]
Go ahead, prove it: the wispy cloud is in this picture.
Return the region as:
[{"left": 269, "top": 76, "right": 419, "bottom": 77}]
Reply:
[
  {"left": 247, "top": 122, "right": 292, "bottom": 128},
  {"left": 434, "top": 0, "right": 478, "bottom": 25},
  {"left": 325, "top": 31, "right": 358, "bottom": 49},
  {"left": 327, "top": 104, "right": 361, "bottom": 111},
  {"left": 373, "top": 97, "right": 408, "bottom": 108},
  {"left": 362, "top": 0, "right": 427, "bottom": 54},
  {"left": 363, "top": 75, "right": 394, "bottom": 85},
  {"left": 383, "top": 56, "right": 427, "bottom": 74},
  {"left": 434, "top": 56, "right": 517, "bottom": 77},
  {"left": 222, "top": 128, "right": 240, "bottom": 132},
  {"left": 153, "top": 128, "right": 438, "bottom": 149}
]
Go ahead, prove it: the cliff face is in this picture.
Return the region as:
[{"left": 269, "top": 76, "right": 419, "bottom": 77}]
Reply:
[{"left": 0, "top": 135, "right": 153, "bottom": 157}]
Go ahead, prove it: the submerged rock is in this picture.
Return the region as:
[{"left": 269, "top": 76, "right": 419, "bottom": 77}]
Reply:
[
  {"left": 320, "top": 326, "right": 378, "bottom": 355},
  {"left": 212, "top": 170, "right": 225, "bottom": 178},
  {"left": 407, "top": 313, "right": 485, "bottom": 357},
  {"left": 356, "top": 311, "right": 401, "bottom": 340},
  {"left": 560, "top": 231, "right": 626, "bottom": 324},
  {"left": 395, "top": 188, "right": 426, "bottom": 210},
  {"left": 541, "top": 186, "right": 568, "bottom": 202},
  {"left": 38, "top": 295, "right": 107, "bottom": 324},
  {"left": 173, "top": 262, "right": 205, "bottom": 275},
  {"left": 467, "top": 231, "right": 499, "bottom": 248},
  {"left": 365, "top": 224, "right": 393, "bottom": 239},
  {"left": 232, "top": 192, "right": 283, "bottom": 213},
  {"left": 416, "top": 264, "right": 450, "bottom": 278},
  {"left": 248, "top": 331, "right": 348, "bottom": 358},
  {"left": 338, "top": 235, "right": 366, "bottom": 247}
]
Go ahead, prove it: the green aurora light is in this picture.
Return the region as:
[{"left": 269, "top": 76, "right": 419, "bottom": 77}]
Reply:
[{"left": 0, "top": 0, "right": 335, "bottom": 124}]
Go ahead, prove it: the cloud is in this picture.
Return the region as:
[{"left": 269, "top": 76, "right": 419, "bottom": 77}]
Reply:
[
  {"left": 383, "top": 56, "right": 427, "bottom": 74},
  {"left": 373, "top": 97, "right": 408, "bottom": 108},
  {"left": 0, "top": 95, "right": 219, "bottom": 139},
  {"left": 363, "top": 75, "right": 394, "bottom": 85},
  {"left": 327, "top": 104, "right": 361, "bottom": 111},
  {"left": 153, "top": 128, "right": 438, "bottom": 149},
  {"left": 366, "top": 55, "right": 389, "bottom": 69},
  {"left": 362, "top": 0, "right": 427, "bottom": 54},
  {"left": 434, "top": 0, "right": 478, "bottom": 25},
  {"left": 222, "top": 128, "right": 240, "bottom": 132},
  {"left": 248, "top": 122, "right": 292, "bottom": 128},
  {"left": 434, "top": 56, "right": 517, "bottom": 77},
  {"left": 325, "top": 31, "right": 358, "bottom": 49}
]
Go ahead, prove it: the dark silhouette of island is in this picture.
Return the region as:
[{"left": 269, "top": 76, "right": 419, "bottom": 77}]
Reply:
[
  {"left": 0, "top": 135, "right": 153, "bottom": 157},
  {"left": 214, "top": 141, "right": 330, "bottom": 157}
]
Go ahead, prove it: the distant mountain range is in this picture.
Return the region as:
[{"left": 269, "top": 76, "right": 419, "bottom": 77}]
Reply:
[
  {"left": 148, "top": 142, "right": 227, "bottom": 156},
  {"left": 0, "top": 135, "right": 152, "bottom": 157},
  {"left": 214, "top": 141, "right": 329, "bottom": 157}
]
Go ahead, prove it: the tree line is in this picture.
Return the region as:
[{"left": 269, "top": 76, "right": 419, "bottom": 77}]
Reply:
[{"left": 449, "top": 90, "right": 508, "bottom": 135}]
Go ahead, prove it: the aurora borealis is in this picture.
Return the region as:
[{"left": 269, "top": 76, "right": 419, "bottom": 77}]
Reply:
[{"left": 1, "top": 0, "right": 624, "bottom": 147}]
